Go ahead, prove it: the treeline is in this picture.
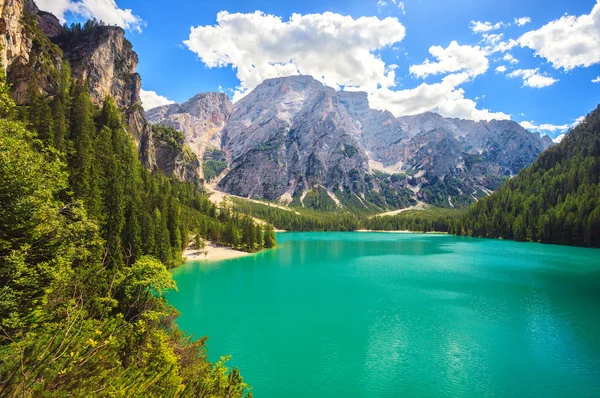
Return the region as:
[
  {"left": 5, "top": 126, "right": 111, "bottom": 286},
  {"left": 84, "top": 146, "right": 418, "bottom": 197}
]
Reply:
[
  {"left": 453, "top": 106, "right": 600, "bottom": 247},
  {"left": 232, "top": 199, "right": 361, "bottom": 231},
  {"left": 363, "top": 209, "right": 460, "bottom": 233},
  {"left": 1, "top": 20, "right": 261, "bottom": 393},
  {"left": 195, "top": 204, "right": 276, "bottom": 251}
]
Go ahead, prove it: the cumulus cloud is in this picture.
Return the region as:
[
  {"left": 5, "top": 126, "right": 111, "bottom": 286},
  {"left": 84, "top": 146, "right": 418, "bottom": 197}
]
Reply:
[
  {"left": 185, "top": 11, "right": 508, "bottom": 121},
  {"left": 409, "top": 41, "right": 489, "bottom": 78},
  {"left": 518, "top": 0, "right": 600, "bottom": 70},
  {"left": 507, "top": 68, "right": 558, "bottom": 88},
  {"left": 520, "top": 116, "right": 583, "bottom": 140},
  {"left": 495, "top": 65, "right": 507, "bottom": 73},
  {"left": 593, "top": 76, "right": 600, "bottom": 83},
  {"left": 470, "top": 20, "right": 505, "bottom": 33},
  {"left": 503, "top": 53, "right": 519, "bottom": 64},
  {"left": 184, "top": 11, "right": 406, "bottom": 101},
  {"left": 514, "top": 17, "right": 531, "bottom": 26},
  {"left": 140, "top": 89, "right": 175, "bottom": 111},
  {"left": 553, "top": 134, "right": 566, "bottom": 143},
  {"left": 36, "top": 0, "right": 144, "bottom": 31},
  {"left": 369, "top": 72, "right": 510, "bottom": 121}
]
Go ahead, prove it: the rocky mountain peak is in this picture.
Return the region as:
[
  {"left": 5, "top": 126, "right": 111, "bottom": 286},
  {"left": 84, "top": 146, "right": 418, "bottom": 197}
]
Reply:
[
  {"left": 147, "top": 92, "right": 233, "bottom": 180},
  {"left": 217, "top": 76, "right": 554, "bottom": 209}
]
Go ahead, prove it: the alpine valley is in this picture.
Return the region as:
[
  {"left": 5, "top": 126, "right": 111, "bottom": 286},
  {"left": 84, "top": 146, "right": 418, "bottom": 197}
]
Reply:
[{"left": 1, "top": 0, "right": 600, "bottom": 396}]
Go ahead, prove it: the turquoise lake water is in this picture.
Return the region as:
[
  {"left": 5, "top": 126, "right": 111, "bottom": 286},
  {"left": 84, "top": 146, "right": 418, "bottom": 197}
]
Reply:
[{"left": 168, "top": 232, "right": 600, "bottom": 397}]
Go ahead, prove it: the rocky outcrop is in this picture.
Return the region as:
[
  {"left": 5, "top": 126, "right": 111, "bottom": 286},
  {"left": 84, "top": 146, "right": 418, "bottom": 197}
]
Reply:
[
  {"left": 52, "top": 26, "right": 141, "bottom": 111},
  {"left": 217, "top": 75, "right": 553, "bottom": 209},
  {"left": 219, "top": 76, "right": 373, "bottom": 201},
  {"left": 0, "top": 0, "right": 203, "bottom": 183},
  {"left": 0, "top": 0, "right": 65, "bottom": 103},
  {"left": 147, "top": 93, "right": 232, "bottom": 179}
]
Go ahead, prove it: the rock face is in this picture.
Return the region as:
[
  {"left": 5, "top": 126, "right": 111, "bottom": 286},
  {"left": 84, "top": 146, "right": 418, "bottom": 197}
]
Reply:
[
  {"left": 362, "top": 111, "right": 553, "bottom": 206},
  {"left": 0, "top": 0, "right": 65, "bottom": 104},
  {"left": 219, "top": 76, "right": 372, "bottom": 201},
  {"left": 1, "top": 0, "right": 201, "bottom": 184},
  {"left": 52, "top": 26, "right": 141, "bottom": 111},
  {"left": 147, "top": 93, "right": 232, "bottom": 179},
  {"left": 217, "top": 75, "right": 553, "bottom": 209}
]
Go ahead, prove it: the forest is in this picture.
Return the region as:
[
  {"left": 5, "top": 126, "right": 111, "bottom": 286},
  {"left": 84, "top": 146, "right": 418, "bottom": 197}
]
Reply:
[
  {"left": 0, "top": 17, "right": 274, "bottom": 393},
  {"left": 452, "top": 105, "right": 600, "bottom": 247}
]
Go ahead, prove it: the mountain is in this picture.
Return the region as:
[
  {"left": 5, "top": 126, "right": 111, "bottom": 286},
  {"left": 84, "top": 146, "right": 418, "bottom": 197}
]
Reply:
[
  {"left": 455, "top": 105, "right": 600, "bottom": 247},
  {"left": 219, "top": 76, "right": 373, "bottom": 204},
  {"left": 212, "top": 75, "right": 552, "bottom": 210},
  {"left": 0, "top": 0, "right": 201, "bottom": 183},
  {"left": 147, "top": 92, "right": 232, "bottom": 180}
]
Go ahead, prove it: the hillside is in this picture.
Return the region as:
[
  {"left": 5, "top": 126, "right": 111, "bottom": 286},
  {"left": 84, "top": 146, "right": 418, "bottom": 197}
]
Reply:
[
  {"left": 454, "top": 105, "right": 600, "bottom": 247},
  {"left": 0, "top": 1, "right": 267, "bottom": 395}
]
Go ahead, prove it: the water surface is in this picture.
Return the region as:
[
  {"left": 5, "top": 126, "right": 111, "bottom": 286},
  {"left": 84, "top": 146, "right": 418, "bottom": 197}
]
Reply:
[{"left": 169, "top": 232, "right": 600, "bottom": 397}]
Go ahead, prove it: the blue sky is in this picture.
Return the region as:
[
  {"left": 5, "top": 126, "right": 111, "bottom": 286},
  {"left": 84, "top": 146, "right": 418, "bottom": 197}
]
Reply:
[{"left": 37, "top": 0, "right": 600, "bottom": 140}]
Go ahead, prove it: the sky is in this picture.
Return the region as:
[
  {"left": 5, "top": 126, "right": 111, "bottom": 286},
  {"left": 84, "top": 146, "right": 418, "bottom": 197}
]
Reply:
[{"left": 36, "top": 0, "right": 600, "bottom": 141}]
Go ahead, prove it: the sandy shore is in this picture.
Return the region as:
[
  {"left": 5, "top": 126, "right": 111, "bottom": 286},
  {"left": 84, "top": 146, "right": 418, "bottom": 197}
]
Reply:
[
  {"left": 355, "top": 229, "right": 447, "bottom": 234},
  {"left": 355, "top": 229, "right": 413, "bottom": 233},
  {"left": 183, "top": 242, "right": 252, "bottom": 262}
]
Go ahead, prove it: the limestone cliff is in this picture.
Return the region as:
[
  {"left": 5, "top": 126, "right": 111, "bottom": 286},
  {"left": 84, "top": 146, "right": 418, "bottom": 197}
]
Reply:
[
  {"left": 1, "top": 0, "right": 201, "bottom": 184},
  {"left": 0, "top": 0, "right": 64, "bottom": 103},
  {"left": 217, "top": 75, "right": 553, "bottom": 210},
  {"left": 147, "top": 92, "right": 232, "bottom": 180}
]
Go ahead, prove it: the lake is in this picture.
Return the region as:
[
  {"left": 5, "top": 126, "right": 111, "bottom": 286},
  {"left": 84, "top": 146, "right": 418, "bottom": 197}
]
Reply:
[{"left": 168, "top": 232, "right": 600, "bottom": 397}]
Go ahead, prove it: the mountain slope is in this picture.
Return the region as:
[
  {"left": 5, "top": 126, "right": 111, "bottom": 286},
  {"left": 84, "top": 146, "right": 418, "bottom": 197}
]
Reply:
[
  {"left": 217, "top": 75, "right": 552, "bottom": 211},
  {"left": 219, "top": 76, "right": 373, "bottom": 203},
  {"left": 456, "top": 105, "right": 600, "bottom": 247},
  {"left": 147, "top": 92, "right": 232, "bottom": 180}
]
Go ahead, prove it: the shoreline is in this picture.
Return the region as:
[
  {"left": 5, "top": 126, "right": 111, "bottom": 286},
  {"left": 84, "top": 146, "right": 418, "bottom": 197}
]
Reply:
[
  {"left": 355, "top": 229, "right": 448, "bottom": 234},
  {"left": 183, "top": 242, "right": 254, "bottom": 262}
]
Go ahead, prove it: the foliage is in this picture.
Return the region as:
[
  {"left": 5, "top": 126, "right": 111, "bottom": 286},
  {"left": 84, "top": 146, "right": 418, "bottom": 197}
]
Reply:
[
  {"left": 363, "top": 208, "right": 462, "bottom": 232},
  {"left": 152, "top": 124, "right": 185, "bottom": 152},
  {"left": 0, "top": 62, "right": 258, "bottom": 395},
  {"left": 203, "top": 159, "right": 228, "bottom": 182},
  {"left": 454, "top": 105, "right": 600, "bottom": 247}
]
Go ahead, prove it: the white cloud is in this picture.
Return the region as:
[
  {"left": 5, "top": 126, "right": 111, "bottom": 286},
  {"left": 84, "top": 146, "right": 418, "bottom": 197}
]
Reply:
[
  {"left": 553, "top": 134, "right": 565, "bottom": 143},
  {"left": 185, "top": 11, "right": 508, "bottom": 121},
  {"left": 514, "top": 17, "right": 531, "bottom": 26},
  {"left": 520, "top": 116, "right": 582, "bottom": 139},
  {"left": 470, "top": 20, "right": 505, "bottom": 33},
  {"left": 495, "top": 65, "right": 507, "bottom": 73},
  {"left": 518, "top": 0, "right": 600, "bottom": 70},
  {"left": 383, "top": 0, "right": 405, "bottom": 13},
  {"left": 503, "top": 53, "right": 519, "bottom": 64},
  {"left": 481, "top": 33, "right": 504, "bottom": 47},
  {"left": 36, "top": 0, "right": 144, "bottom": 31},
  {"left": 398, "top": 2, "right": 406, "bottom": 14},
  {"left": 369, "top": 72, "right": 510, "bottom": 121},
  {"left": 409, "top": 41, "right": 489, "bottom": 78},
  {"left": 507, "top": 68, "right": 558, "bottom": 88},
  {"left": 493, "top": 39, "right": 518, "bottom": 53},
  {"left": 593, "top": 76, "right": 600, "bottom": 83},
  {"left": 140, "top": 89, "right": 175, "bottom": 111},
  {"left": 184, "top": 11, "right": 406, "bottom": 101},
  {"left": 520, "top": 120, "right": 569, "bottom": 132}
]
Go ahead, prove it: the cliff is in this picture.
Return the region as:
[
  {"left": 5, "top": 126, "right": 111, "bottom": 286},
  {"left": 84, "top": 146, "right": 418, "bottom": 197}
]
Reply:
[
  {"left": 147, "top": 92, "right": 232, "bottom": 180},
  {"left": 0, "top": 0, "right": 201, "bottom": 184}
]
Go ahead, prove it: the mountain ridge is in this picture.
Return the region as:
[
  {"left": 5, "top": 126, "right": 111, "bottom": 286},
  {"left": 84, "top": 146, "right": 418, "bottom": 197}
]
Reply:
[{"left": 149, "top": 75, "right": 552, "bottom": 210}]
